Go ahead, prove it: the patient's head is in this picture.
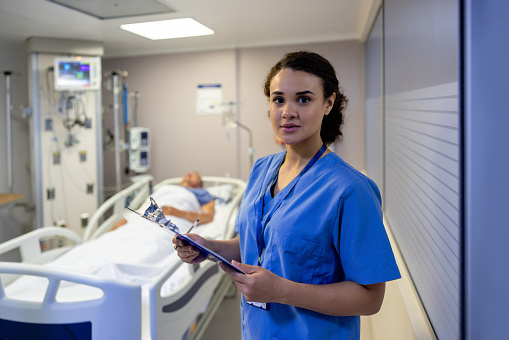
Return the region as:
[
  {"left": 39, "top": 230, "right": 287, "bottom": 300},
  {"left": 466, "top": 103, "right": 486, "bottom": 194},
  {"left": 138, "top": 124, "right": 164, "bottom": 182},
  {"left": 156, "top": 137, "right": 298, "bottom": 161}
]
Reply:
[{"left": 181, "top": 172, "right": 203, "bottom": 188}]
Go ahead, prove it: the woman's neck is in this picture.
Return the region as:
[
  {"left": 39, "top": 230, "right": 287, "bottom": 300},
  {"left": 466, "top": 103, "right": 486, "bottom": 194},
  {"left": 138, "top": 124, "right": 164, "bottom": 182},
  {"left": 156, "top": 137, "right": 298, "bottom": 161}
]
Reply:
[{"left": 283, "top": 141, "right": 326, "bottom": 170}]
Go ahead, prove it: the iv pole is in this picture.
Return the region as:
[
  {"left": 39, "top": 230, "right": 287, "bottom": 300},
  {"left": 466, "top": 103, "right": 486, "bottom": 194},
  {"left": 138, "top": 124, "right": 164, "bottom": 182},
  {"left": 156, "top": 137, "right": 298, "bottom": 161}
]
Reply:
[
  {"left": 4, "top": 71, "right": 13, "bottom": 193},
  {"left": 223, "top": 102, "right": 254, "bottom": 170},
  {"left": 113, "top": 72, "right": 121, "bottom": 191},
  {"left": 234, "top": 120, "right": 254, "bottom": 170}
]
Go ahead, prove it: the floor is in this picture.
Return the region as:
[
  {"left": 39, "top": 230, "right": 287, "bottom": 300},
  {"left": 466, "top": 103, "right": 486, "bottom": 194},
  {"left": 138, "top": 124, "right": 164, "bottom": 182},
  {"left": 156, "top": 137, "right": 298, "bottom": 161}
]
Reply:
[
  {"left": 199, "top": 287, "right": 242, "bottom": 340},
  {"left": 198, "top": 287, "right": 377, "bottom": 340}
]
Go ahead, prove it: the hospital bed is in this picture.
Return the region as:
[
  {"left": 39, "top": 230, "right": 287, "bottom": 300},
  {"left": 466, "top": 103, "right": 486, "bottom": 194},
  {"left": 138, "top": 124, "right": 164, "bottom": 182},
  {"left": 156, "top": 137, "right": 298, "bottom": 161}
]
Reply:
[{"left": 0, "top": 176, "right": 246, "bottom": 340}]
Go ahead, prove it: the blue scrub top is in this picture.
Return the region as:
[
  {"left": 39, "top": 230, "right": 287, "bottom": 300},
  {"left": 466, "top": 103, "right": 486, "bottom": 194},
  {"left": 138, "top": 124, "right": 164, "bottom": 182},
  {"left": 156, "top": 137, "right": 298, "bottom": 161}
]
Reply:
[{"left": 235, "top": 151, "right": 401, "bottom": 340}]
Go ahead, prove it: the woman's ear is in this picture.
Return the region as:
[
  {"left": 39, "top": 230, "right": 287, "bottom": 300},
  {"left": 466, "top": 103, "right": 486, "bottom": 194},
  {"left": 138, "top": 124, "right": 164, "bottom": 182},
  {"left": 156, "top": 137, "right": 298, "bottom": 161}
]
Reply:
[{"left": 324, "top": 92, "right": 337, "bottom": 116}]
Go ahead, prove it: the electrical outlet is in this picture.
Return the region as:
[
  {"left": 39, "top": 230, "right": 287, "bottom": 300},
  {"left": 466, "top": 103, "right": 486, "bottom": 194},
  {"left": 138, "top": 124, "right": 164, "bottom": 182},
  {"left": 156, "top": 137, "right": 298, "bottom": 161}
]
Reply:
[
  {"left": 53, "top": 152, "right": 60, "bottom": 165},
  {"left": 47, "top": 187, "right": 55, "bottom": 200},
  {"left": 45, "top": 118, "right": 53, "bottom": 131}
]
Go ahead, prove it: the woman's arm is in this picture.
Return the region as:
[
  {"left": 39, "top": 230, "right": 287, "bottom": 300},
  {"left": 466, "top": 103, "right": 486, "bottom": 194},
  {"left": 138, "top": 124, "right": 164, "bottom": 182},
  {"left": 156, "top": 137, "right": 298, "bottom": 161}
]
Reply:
[
  {"left": 223, "top": 262, "right": 385, "bottom": 316},
  {"left": 278, "top": 278, "right": 385, "bottom": 316},
  {"left": 163, "top": 199, "right": 215, "bottom": 224}
]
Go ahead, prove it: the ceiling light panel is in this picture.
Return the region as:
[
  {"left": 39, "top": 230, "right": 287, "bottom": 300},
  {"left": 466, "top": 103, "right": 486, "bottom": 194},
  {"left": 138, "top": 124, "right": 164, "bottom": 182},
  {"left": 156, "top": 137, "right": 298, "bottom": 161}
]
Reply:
[
  {"left": 48, "top": 0, "right": 175, "bottom": 19},
  {"left": 121, "top": 18, "right": 214, "bottom": 40}
]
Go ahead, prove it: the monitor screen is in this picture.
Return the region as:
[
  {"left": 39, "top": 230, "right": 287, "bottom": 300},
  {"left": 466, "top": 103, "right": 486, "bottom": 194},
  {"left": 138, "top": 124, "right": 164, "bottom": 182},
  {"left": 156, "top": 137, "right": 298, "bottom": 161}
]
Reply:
[{"left": 54, "top": 57, "right": 101, "bottom": 91}]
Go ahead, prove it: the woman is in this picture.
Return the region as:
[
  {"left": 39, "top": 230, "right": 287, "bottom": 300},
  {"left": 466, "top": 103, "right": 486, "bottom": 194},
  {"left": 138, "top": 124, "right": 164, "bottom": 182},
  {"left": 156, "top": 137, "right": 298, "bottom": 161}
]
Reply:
[{"left": 174, "top": 51, "right": 400, "bottom": 339}]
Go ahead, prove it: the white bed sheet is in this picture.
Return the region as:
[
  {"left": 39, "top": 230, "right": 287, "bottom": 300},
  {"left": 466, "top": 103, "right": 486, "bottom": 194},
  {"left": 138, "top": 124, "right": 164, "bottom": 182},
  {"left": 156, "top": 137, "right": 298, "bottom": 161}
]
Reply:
[{"left": 5, "top": 184, "right": 234, "bottom": 305}]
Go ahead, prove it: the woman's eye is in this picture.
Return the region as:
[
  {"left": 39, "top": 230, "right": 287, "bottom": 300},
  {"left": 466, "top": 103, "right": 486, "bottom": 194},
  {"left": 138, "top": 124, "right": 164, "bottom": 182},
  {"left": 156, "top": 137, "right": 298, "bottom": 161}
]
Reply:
[
  {"left": 273, "top": 97, "right": 284, "bottom": 104},
  {"left": 298, "top": 96, "right": 310, "bottom": 103}
]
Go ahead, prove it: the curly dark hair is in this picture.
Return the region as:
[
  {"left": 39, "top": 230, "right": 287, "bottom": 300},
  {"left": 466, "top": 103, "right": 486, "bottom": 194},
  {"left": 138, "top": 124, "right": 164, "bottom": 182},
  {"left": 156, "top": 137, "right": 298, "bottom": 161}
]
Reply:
[{"left": 263, "top": 51, "right": 348, "bottom": 145}]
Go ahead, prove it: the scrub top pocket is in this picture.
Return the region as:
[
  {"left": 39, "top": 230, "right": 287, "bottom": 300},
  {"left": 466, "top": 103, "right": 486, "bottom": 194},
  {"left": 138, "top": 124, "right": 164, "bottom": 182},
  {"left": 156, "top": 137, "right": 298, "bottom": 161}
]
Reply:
[{"left": 267, "top": 229, "right": 325, "bottom": 284}]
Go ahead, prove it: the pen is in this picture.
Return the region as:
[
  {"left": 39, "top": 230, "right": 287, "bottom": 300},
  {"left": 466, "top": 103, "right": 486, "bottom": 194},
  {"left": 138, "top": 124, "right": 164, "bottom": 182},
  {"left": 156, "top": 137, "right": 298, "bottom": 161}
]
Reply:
[{"left": 187, "top": 219, "right": 199, "bottom": 233}]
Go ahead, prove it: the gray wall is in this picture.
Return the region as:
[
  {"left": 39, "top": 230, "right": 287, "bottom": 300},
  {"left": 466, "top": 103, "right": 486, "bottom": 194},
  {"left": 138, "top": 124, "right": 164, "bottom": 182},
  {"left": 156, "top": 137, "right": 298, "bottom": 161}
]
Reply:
[{"left": 101, "top": 41, "right": 365, "bottom": 187}]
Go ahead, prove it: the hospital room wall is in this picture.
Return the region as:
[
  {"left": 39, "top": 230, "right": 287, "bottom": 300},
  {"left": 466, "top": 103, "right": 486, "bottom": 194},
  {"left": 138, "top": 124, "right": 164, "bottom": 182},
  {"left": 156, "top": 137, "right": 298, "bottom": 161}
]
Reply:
[
  {"left": 101, "top": 41, "right": 365, "bottom": 186},
  {"left": 0, "top": 41, "right": 33, "bottom": 245},
  {"left": 235, "top": 42, "right": 365, "bottom": 179},
  {"left": 101, "top": 49, "right": 238, "bottom": 189}
]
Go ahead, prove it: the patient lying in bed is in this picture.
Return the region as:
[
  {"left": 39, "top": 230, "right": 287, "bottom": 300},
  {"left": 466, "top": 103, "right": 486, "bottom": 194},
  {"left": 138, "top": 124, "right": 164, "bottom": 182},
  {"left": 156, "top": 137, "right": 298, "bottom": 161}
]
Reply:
[
  {"left": 113, "top": 171, "right": 215, "bottom": 230},
  {"left": 4, "top": 179, "right": 233, "bottom": 305}
]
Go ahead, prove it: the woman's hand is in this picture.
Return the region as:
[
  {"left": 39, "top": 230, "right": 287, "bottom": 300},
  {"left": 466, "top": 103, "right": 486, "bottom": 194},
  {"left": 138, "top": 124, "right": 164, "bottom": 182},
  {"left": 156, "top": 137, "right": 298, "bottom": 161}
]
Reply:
[
  {"left": 220, "top": 261, "right": 284, "bottom": 303},
  {"left": 172, "top": 233, "right": 208, "bottom": 264},
  {"left": 220, "top": 260, "right": 386, "bottom": 316}
]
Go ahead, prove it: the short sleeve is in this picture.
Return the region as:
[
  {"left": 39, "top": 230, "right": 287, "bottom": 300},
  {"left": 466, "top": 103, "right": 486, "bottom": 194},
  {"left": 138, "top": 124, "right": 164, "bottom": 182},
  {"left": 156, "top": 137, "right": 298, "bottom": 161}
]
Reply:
[
  {"left": 187, "top": 188, "right": 213, "bottom": 206},
  {"left": 333, "top": 178, "right": 401, "bottom": 285}
]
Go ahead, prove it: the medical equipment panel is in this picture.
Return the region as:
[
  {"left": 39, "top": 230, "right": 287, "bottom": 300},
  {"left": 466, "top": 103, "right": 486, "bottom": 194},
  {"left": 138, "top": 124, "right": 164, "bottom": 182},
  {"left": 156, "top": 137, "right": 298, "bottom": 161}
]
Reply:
[
  {"left": 129, "top": 127, "right": 150, "bottom": 173},
  {"left": 29, "top": 52, "right": 102, "bottom": 236},
  {"left": 54, "top": 57, "right": 101, "bottom": 91}
]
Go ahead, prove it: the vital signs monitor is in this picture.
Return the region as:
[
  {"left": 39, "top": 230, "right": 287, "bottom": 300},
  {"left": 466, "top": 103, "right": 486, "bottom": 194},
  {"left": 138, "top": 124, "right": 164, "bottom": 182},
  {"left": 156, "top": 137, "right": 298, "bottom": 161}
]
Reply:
[{"left": 54, "top": 57, "right": 101, "bottom": 91}]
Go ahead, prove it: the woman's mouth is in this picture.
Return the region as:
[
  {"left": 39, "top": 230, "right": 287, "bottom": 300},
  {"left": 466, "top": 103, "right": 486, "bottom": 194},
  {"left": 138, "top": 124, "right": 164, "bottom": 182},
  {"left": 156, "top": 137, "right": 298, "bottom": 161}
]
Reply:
[{"left": 281, "top": 123, "right": 300, "bottom": 133}]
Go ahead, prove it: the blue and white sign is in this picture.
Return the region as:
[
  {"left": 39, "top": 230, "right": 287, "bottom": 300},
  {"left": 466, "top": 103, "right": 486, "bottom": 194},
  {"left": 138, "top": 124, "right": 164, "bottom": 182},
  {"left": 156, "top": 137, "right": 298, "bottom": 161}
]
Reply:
[{"left": 196, "top": 84, "right": 222, "bottom": 115}]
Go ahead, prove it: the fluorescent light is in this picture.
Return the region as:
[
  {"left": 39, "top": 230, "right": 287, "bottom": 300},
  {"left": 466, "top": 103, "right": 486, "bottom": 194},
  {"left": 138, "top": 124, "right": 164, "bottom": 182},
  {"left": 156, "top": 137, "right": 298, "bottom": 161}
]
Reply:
[{"left": 121, "top": 18, "right": 214, "bottom": 40}]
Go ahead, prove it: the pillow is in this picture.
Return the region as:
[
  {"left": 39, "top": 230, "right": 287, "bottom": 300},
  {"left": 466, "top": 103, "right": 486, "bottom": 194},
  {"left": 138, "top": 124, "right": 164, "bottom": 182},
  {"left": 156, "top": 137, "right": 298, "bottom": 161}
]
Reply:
[{"left": 207, "top": 184, "right": 234, "bottom": 204}]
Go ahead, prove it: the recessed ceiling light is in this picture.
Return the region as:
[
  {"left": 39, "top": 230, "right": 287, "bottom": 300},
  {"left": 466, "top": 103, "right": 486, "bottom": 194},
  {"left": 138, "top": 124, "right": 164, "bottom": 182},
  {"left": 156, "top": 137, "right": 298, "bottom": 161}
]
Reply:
[{"left": 120, "top": 18, "right": 214, "bottom": 40}]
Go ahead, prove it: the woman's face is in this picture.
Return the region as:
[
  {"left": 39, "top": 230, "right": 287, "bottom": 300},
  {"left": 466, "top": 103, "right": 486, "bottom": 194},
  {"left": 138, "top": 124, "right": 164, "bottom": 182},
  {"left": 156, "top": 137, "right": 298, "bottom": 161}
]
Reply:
[{"left": 268, "top": 68, "right": 335, "bottom": 148}]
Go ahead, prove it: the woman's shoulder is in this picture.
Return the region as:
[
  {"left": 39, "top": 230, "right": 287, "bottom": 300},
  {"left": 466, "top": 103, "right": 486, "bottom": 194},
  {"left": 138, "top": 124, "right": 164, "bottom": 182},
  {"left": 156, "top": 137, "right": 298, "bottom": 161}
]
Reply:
[
  {"left": 252, "top": 151, "right": 285, "bottom": 171},
  {"left": 317, "top": 153, "right": 379, "bottom": 192},
  {"left": 321, "top": 153, "right": 365, "bottom": 179}
]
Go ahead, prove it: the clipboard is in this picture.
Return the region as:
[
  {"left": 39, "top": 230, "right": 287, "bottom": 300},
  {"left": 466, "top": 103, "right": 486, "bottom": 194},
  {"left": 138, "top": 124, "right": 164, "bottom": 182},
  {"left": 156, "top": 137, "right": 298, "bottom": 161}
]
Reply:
[{"left": 125, "top": 198, "right": 245, "bottom": 275}]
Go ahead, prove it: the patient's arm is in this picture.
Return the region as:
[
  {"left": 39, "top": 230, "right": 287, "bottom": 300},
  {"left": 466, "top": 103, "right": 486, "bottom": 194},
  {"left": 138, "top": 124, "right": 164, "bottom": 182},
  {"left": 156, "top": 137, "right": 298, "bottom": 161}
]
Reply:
[
  {"left": 162, "top": 199, "right": 215, "bottom": 224},
  {"left": 111, "top": 218, "right": 128, "bottom": 231}
]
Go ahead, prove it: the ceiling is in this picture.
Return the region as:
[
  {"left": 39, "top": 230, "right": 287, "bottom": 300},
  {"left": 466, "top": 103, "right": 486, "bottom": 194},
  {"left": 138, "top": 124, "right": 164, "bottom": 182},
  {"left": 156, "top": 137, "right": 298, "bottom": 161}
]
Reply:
[{"left": 0, "top": 0, "right": 380, "bottom": 58}]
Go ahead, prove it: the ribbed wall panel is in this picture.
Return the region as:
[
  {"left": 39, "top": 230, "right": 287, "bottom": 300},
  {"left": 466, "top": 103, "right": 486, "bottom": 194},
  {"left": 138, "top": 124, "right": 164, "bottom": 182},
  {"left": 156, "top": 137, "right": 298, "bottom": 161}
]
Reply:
[
  {"left": 385, "top": 82, "right": 460, "bottom": 340},
  {"left": 365, "top": 11, "right": 384, "bottom": 194}
]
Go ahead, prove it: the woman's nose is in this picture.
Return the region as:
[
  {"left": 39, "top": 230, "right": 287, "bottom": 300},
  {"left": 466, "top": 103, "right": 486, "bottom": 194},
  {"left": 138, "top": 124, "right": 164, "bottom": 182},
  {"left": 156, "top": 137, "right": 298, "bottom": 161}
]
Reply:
[{"left": 282, "top": 103, "right": 297, "bottom": 119}]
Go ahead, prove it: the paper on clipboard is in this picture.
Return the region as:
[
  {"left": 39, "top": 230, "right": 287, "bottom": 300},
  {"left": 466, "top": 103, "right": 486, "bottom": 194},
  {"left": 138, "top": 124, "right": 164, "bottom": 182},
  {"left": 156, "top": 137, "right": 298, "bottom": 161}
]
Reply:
[{"left": 125, "top": 198, "right": 245, "bottom": 274}]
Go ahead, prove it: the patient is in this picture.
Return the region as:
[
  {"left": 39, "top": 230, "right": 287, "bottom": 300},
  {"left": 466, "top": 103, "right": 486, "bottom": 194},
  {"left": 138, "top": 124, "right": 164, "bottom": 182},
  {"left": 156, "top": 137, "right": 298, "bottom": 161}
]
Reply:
[
  {"left": 112, "top": 172, "right": 215, "bottom": 230},
  {"left": 162, "top": 171, "right": 215, "bottom": 224}
]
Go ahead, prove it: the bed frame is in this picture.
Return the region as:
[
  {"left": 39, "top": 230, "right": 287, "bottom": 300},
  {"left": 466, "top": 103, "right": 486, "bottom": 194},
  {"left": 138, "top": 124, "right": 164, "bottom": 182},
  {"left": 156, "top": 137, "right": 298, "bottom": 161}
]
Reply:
[{"left": 0, "top": 176, "right": 246, "bottom": 340}]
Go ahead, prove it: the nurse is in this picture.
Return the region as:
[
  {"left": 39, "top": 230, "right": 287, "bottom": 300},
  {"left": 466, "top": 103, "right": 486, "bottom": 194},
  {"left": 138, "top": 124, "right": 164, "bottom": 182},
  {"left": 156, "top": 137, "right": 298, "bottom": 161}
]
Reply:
[{"left": 174, "top": 51, "right": 400, "bottom": 339}]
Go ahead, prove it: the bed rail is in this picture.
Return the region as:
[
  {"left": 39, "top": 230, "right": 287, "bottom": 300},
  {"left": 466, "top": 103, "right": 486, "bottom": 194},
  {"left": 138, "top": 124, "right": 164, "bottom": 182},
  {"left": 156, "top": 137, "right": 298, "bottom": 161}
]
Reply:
[
  {"left": 0, "top": 262, "right": 141, "bottom": 339},
  {"left": 83, "top": 177, "right": 152, "bottom": 241},
  {"left": 149, "top": 260, "right": 222, "bottom": 340},
  {"left": 0, "top": 227, "right": 82, "bottom": 264}
]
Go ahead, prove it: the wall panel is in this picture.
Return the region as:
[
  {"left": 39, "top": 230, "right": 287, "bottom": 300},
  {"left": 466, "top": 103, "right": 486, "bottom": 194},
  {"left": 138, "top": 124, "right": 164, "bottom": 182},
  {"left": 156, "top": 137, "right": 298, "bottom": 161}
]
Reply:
[
  {"left": 365, "top": 8, "right": 384, "bottom": 193},
  {"left": 383, "top": 0, "right": 460, "bottom": 339}
]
